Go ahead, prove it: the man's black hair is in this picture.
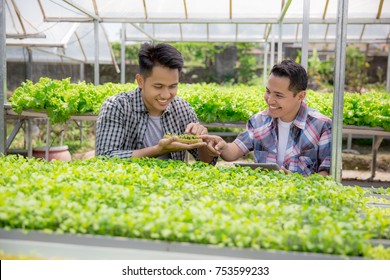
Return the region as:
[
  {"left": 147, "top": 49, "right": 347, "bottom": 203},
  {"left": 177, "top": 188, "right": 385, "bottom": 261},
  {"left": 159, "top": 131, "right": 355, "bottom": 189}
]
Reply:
[
  {"left": 138, "top": 43, "right": 184, "bottom": 78},
  {"left": 270, "top": 60, "right": 308, "bottom": 95}
]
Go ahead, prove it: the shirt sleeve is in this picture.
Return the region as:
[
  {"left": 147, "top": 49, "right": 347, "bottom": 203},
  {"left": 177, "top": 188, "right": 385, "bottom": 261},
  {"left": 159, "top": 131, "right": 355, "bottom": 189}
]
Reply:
[
  {"left": 95, "top": 97, "right": 133, "bottom": 159},
  {"left": 233, "top": 118, "right": 256, "bottom": 155},
  {"left": 317, "top": 121, "right": 332, "bottom": 173}
]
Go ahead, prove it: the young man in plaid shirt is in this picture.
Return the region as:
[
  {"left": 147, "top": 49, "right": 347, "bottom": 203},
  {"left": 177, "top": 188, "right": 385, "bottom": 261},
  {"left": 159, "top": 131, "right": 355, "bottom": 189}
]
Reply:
[
  {"left": 96, "top": 43, "right": 216, "bottom": 164},
  {"left": 201, "top": 60, "right": 332, "bottom": 176}
]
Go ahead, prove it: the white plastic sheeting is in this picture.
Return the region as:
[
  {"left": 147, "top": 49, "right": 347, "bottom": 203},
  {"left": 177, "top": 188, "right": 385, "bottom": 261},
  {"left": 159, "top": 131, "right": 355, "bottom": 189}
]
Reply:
[{"left": 5, "top": 0, "right": 390, "bottom": 63}]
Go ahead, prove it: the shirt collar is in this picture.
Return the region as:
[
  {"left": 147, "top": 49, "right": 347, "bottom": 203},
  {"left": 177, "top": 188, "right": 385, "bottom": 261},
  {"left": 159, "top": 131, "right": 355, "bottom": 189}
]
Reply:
[
  {"left": 293, "top": 101, "right": 308, "bottom": 130},
  {"left": 133, "top": 88, "right": 147, "bottom": 113},
  {"left": 267, "top": 101, "right": 308, "bottom": 130}
]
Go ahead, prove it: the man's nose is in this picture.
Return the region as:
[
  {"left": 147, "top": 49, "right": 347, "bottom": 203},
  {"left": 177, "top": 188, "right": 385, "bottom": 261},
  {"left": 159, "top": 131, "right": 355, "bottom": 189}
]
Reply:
[
  {"left": 160, "top": 87, "right": 171, "bottom": 98},
  {"left": 267, "top": 95, "right": 276, "bottom": 104}
]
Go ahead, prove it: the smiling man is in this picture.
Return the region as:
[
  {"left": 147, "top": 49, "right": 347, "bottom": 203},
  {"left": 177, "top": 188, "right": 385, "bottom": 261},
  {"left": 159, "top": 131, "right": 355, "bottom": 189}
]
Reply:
[
  {"left": 96, "top": 43, "right": 216, "bottom": 164},
  {"left": 201, "top": 60, "right": 332, "bottom": 176}
]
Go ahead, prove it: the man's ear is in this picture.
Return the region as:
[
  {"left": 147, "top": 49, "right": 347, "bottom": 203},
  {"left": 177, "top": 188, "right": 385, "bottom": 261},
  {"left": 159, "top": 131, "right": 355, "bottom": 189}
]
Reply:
[
  {"left": 136, "top": 74, "right": 144, "bottom": 89},
  {"left": 298, "top": 91, "right": 306, "bottom": 101}
]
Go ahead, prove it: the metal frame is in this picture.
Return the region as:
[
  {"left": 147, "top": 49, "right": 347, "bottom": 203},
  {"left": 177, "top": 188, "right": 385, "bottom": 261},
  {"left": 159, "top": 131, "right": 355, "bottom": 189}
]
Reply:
[
  {"left": 0, "top": 229, "right": 364, "bottom": 260},
  {"left": 331, "top": 0, "right": 349, "bottom": 182},
  {"left": 0, "top": 0, "right": 6, "bottom": 155},
  {"left": 9, "top": 0, "right": 388, "bottom": 45}
]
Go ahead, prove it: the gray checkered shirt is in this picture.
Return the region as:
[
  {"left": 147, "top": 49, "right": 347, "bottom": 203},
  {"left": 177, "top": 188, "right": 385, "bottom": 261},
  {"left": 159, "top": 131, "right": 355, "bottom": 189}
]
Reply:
[{"left": 96, "top": 87, "right": 212, "bottom": 163}]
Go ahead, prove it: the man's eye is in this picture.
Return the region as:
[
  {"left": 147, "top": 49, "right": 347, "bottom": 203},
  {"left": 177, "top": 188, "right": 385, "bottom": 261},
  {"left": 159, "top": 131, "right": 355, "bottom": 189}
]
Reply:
[
  {"left": 154, "top": 85, "right": 162, "bottom": 89},
  {"left": 169, "top": 85, "right": 177, "bottom": 89}
]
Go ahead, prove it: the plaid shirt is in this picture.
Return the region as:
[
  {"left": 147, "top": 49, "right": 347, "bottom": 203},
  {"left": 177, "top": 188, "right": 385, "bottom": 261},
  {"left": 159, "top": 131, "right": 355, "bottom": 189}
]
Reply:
[
  {"left": 96, "top": 88, "right": 213, "bottom": 163},
  {"left": 234, "top": 102, "right": 332, "bottom": 175}
]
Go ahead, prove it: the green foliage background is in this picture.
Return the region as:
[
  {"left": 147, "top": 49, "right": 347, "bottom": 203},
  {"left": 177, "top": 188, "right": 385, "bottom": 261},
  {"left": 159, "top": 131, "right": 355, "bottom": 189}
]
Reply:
[{"left": 9, "top": 78, "right": 390, "bottom": 131}]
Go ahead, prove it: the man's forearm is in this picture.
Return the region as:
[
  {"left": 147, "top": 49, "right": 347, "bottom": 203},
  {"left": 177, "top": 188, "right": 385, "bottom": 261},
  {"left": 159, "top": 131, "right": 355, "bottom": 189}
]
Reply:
[
  {"left": 198, "top": 146, "right": 217, "bottom": 164},
  {"left": 132, "top": 145, "right": 163, "bottom": 159},
  {"left": 318, "top": 170, "right": 329, "bottom": 176},
  {"left": 220, "top": 143, "right": 245, "bottom": 162}
]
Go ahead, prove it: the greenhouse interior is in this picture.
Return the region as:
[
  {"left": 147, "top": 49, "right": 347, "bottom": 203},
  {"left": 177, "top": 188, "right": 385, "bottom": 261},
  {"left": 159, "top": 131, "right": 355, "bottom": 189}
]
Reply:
[{"left": 1, "top": 0, "right": 390, "bottom": 261}]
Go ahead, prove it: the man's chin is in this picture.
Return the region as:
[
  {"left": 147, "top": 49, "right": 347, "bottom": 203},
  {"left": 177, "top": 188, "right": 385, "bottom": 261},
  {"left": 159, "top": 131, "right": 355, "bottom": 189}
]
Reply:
[
  {"left": 156, "top": 103, "right": 170, "bottom": 112},
  {"left": 268, "top": 110, "right": 280, "bottom": 119}
]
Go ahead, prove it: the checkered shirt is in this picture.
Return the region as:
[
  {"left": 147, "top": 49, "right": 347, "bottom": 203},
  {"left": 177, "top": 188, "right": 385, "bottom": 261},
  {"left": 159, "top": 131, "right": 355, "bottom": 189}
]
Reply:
[
  {"left": 234, "top": 101, "right": 332, "bottom": 175},
  {"left": 96, "top": 87, "right": 215, "bottom": 164}
]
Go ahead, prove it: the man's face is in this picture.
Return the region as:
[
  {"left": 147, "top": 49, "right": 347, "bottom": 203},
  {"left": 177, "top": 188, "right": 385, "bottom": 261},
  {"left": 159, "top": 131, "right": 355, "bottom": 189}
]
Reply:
[
  {"left": 264, "top": 73, "right": 306, "bottom": 122},
  {"left": 136, "top": 65, "right": 179, "bottom": 116}
]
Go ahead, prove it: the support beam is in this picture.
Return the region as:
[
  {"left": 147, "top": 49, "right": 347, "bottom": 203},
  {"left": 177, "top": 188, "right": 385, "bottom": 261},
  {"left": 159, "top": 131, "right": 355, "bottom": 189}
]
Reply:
[
  {"left": 270, "top": 25, "right": 275, "bottom": 67},
  {"left": 387, "top": 44, "right": 390, "bottom": 92},
  {"left": 130, "top": 23, "right": 156, "bottom": 41},
  {"left": 277, "top": 0, "right": 292, "bottom": 22},
  {"left": 0, "top": 0, "right": 6, "bottom": 155},
  {"left": 371, "top": 136, "right": 384, "bottom": 179},
  {"left": 26, "top": 48, "right": 32, "bottom": 80},
  {"left": 6, "top": 33, "right": 45, "bottom": 39},
  {"left": 263, "top": 42, "right": 268, "bottom": 86},
  {"left": 26, "top": 118, "right": 32, "bottom": 158},
  {"left": 301, "top": 0, "right": 310, "bottom": 71},
  {"left": 276, "top": 0, "right": 290, "bottom": 62},
  {"left": 45, "top": 119, "right": 50, "bottom": 160},
  {"left": 376, "top": 0, "right": 384, "bottom": 19},
  {"left": 94, "top": 20, "right": 100, "bottom": 86},
  {"left": 63, "top": 0, "right": 101, "bottom": 21},
  {"left": 101, "top": 24, "right": 120, "bottom": 74},
  {"left": 183, "top": 0, "right": 188, "bottom": 19},
  {"left": 277, "top": 23, "right": 282, "bottom": 63},
  {"left": 331, "top": 0, "right": 348, "bottom": 182},
  {"left": 32, "top": 47, "right": 84, "bottom": 63},
  {"left": 6, "top": 120, "right": 23, "bottom": 150},
  {"left": 121, "top": 23, "right": 126, "bottom": 84},
  {"left": 79, "top": 63, "right": 85, "bottom": 81},
  {"left": 43, "top": 17, "right": 390, "bottom": 25}
]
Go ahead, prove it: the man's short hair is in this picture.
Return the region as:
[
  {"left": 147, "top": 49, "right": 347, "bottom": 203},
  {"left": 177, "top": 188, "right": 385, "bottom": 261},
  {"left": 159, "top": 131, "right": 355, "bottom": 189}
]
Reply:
[
  {"left": 270, "top": 60, "right": 308, "bottom": 95},
  {"left": 138, "top": 43, "right": 184, "bottom": 78}
]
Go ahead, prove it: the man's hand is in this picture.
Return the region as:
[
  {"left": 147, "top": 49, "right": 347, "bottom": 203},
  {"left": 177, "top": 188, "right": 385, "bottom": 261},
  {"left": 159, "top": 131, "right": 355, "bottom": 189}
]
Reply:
[
  {"left": 280, "top": 166, "right": 292, "bottom": 174},
  {"left": 318, "top": 170, "right": 329, "bottom": 176},
  {"left": 185, "top": 123, "right": 208, "bottom": 135},
  {"left": 157, "top": 135, "right": 206, "bottom": 154},
  {"left": 198, "top": 134, "right": 228, "bottom": 157}
]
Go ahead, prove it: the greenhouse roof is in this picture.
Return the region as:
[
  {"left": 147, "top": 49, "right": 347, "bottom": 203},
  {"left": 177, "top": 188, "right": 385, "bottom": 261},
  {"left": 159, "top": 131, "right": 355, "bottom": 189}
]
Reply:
[{"left": 5, "top": 0, "right": 390, "bottom": 64}]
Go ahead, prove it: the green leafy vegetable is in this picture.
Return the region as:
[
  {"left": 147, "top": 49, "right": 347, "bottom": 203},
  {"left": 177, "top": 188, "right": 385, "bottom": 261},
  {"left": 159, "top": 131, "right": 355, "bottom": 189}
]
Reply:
[{"left": 0, "top": 155, "right": 389, "bottom": 259}]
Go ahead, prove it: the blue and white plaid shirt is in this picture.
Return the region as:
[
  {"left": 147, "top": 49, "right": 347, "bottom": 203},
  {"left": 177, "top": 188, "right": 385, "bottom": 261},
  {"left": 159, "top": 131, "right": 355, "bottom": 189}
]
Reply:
[
  {"left": 234, "top": 102, "right": 332, "bottom": 175},
  {"left": 96, "top": 88, "right": 215, "bottom": 163}
]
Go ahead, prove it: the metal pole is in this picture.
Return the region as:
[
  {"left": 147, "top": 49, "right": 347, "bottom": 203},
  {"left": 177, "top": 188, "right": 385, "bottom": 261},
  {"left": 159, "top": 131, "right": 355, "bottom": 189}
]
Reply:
[
  {"left": 27, "top": 118, "right": 32, "bottom": 157},
  {"left": 301, "top": 0, "right": 310, "bottom": 71},
  {"left": 121, "top": 23, "right": 126, "bottom": 84},
  {"left": 270, "top": 25, "right": 275, "bottom": 67},
  {"left": 263, "top": 42, "right": 268, "bottom": 87},
  {"left": 79, "top": 62, "right": 84, "bottom": 147},
  {"left": 79, "top": 121, "right": 83, "bottom": 145},
  {"left": 331, "top": 0, "right": 348, "bottom": 182},
  {"left": 27, "top": 48, "right": 33, "bottom": 80},
  {"left": 277, "top": 23, "right": 282, "bottom": 63},
  {"left": 45, "top": 118, "right": 50, "bottom": 161},
  {"left": 94, "top": 20, "right": 99, "bottom": 86},
  {"left": 79, "top": 63, "right": 84, "bottom": 81},
  {"left": 0, "top": 0, "right": 6, "bottom": 155},
  {"left": 387, "top": 44, "right": 390, "bottom": 92}
]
